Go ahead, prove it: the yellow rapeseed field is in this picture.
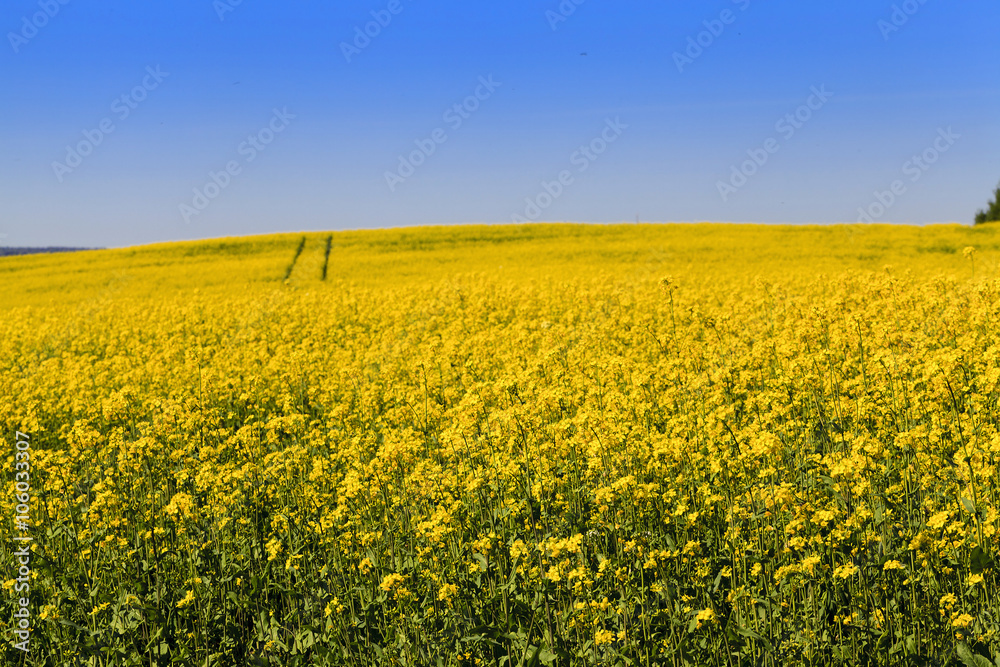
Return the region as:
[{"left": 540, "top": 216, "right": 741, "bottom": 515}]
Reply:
[{"left": 2, "top": 223, "right": 1000, "bottom": 666}]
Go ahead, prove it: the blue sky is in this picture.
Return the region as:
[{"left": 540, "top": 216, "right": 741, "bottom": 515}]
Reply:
[{"left": 1, "top": 0, "right": 998, "bottom": 248}]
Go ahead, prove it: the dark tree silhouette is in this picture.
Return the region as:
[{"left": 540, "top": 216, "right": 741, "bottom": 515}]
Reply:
[{"left": 976, "top": 181, "right": 1000, "bottom": 225}]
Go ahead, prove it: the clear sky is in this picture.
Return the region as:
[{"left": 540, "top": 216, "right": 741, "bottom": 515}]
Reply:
[{"left": 1, "top": 0, "right": 998, "bottom": 248}]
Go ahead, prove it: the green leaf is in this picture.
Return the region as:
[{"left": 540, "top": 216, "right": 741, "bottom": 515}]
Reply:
[
  {"left": 735, "top": 624, "right": 774, "bottom": 653},
  {"left": 971, "top": 546, "right": 994, "bottom": 574},
  {"left": 58, "top": 618, "right": 89, "bottom": 632},
  {"left": 957, "top": 642, "right": 993, "bottom": 667},
  {"left": 295, "top": 629, "right": 315, "bottom": 651},
  {"left": 961, "top": 497, "right": 977, "bottom": 515},
  {"left": 474, "top": 552, "right": 489, "bottom": 572},
  {"left": 524, "top": 644, "right": 542, "bottom": 667}
]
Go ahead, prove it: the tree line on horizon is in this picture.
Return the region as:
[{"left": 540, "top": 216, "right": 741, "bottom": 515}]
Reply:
[{"left": 976, "top": 181, "right": 1000, "bottom": 225}]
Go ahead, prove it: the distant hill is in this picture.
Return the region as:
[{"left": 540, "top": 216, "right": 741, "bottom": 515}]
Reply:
[{"left": 0, "top": 247, "right": 99, "bottom": 257}]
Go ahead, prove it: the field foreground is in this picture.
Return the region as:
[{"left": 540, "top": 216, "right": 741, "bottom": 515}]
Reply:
[{"left": 3, "top": 223, "right": 1000, "bottom": 666}]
